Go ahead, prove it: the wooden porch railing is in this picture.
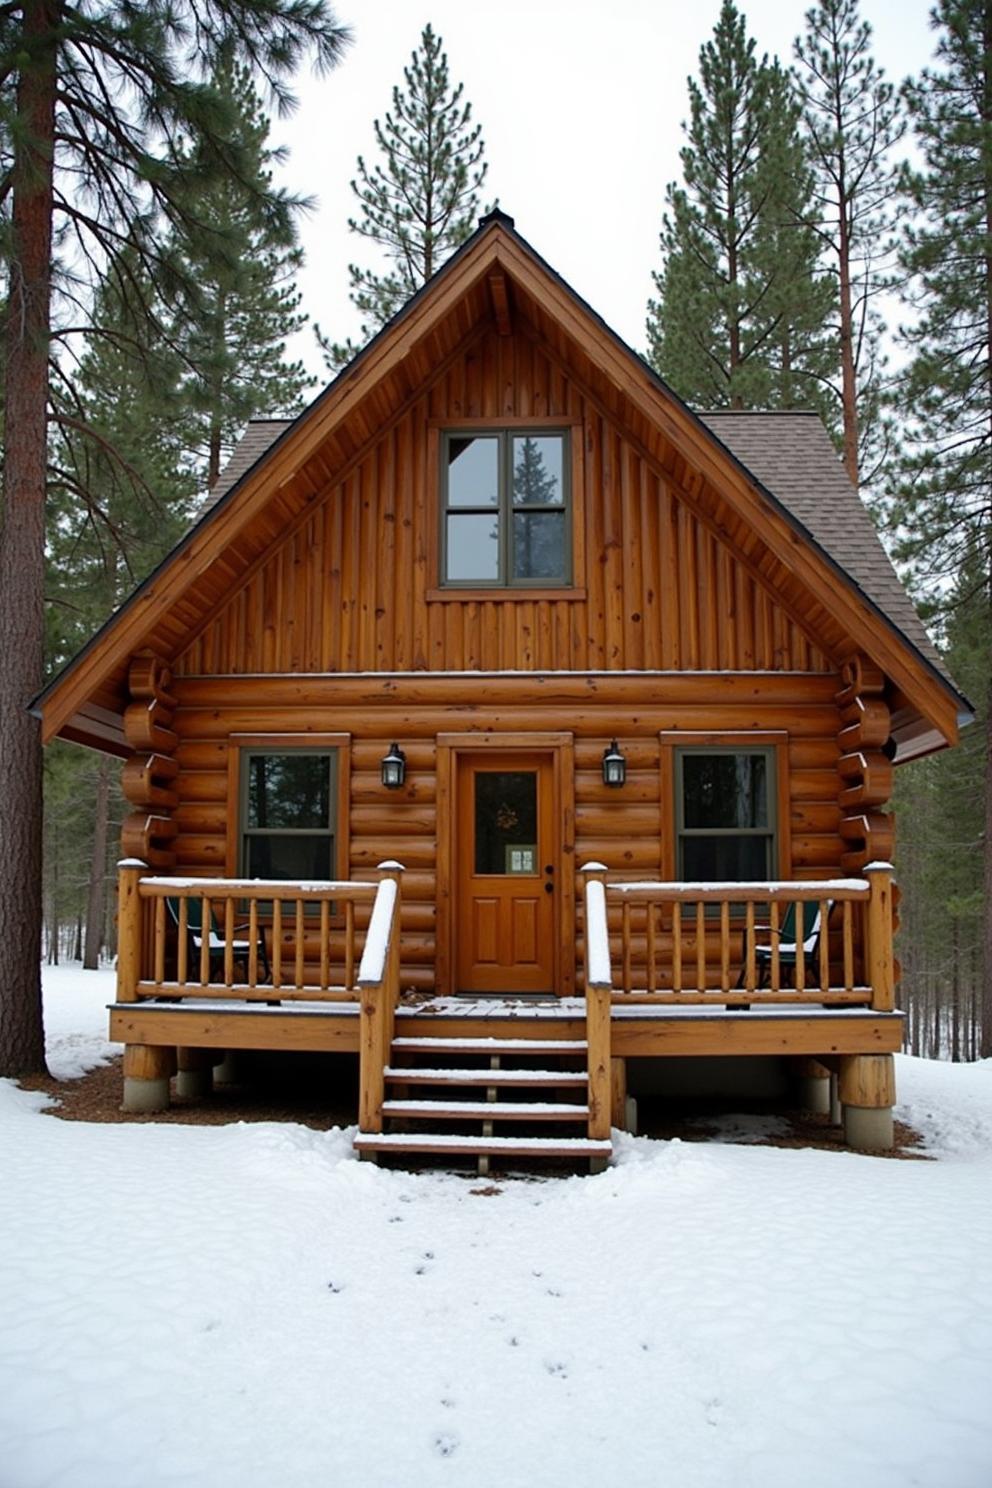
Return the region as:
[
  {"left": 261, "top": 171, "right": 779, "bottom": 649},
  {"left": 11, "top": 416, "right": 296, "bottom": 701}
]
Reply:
[
  {"left": 357, "top": 862, "right": 404, "bottom": 1136},
  {"left": 580, "top": 862, "right": 895, "bottom": 1011},
  {"left": 115, "top": 858, "right": 401, "bottom": 1004}
]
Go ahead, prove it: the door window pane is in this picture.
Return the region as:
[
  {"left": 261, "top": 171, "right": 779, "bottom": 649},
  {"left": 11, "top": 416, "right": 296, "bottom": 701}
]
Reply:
[
  {"left": 447, "top": 436, "right": 499, "bottom": 506},
  {"left": 475, "top": 771, "right": 538, "bottom": 874}
]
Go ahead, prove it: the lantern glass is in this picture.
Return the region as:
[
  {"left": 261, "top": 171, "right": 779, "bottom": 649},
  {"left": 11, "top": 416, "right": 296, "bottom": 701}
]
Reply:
[
  {"left": 381, "top": 743, "right": 406, "bottom": 789},
  {"left": 602, "top": 739, "right": 626, "bottom": 788}
]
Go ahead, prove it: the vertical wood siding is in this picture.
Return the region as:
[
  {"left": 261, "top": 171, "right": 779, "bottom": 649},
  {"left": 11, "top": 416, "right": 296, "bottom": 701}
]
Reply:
[{"left": 174, "top": 328, "right": 831, "bottom": 678}]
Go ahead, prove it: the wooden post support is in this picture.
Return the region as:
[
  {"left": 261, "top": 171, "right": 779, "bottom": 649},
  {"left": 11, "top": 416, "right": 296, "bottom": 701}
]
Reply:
[
  {"left": 610, "top": 1057, "right": 628, "bottom": 1130},
  {"left": 122, "top": 1043, "right": 175, "bottom": 1113},
  {"left": 865, "top": 862, "right": 895, "bottom": 1012},
  {"left": 586, "top": 983, "right": 612, "bottom": 1144},
  {"left": 116, "top": 859, "right": 146, "bottom": 1004},
  {"left": 357, "top": 862, "right": 405, "bottom": 1142},
  {"left": 838, "top": 1053, "right": 896, "bottom": 1151},
  {"left": 176, "top": 1047, "right": 214, "bottom": 1100},
  {"left": 795, "top": 1057, "right": 832, "bottom": 1116}
]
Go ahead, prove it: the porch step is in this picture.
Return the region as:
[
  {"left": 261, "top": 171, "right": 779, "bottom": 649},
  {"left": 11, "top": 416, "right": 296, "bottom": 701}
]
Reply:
[
  {"left": 390, "top": 1036, "right": 588, "bottom": 1056},
  {"left": 381, "top": 1099, "right": 590, "bottom": 1121},
  {"left": 383, "top": 1065, "right": 588, "bottom": 1087},
  {"left": 354, "top": 1131, "right": 612, "bottom": 1159}
]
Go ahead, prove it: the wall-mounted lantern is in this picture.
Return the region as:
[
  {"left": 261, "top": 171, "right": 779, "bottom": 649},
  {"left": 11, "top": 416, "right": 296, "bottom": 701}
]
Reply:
[
  {"left": 601, "top": 738, "right": 626, "bottom": 788},
  {"left": 380, "top": 742, "right": 407, "bottom": 790}
]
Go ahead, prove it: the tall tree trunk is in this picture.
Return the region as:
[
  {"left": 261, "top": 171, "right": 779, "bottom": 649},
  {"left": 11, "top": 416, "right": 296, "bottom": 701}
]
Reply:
[
  {"left": 0, "top": 0, "right": 58, "bottom": 1075},
  {"left": 983, "top": 8, "right": 992, "bottom": 1060},
  {"left": 83, "top": 757, "right": 110, "bottom": 969},
  {"left": 836, "top": 187, "right": 859, "bottom": 487}
]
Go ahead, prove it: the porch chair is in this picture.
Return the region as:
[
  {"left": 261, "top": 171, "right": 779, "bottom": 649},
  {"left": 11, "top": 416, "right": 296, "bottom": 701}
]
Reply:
[
  {"left": 166, "top": 896, "right": 271, "bottom": 983},
  {"left": 738, "top": 900, "right": 833, "bottom": 990}
]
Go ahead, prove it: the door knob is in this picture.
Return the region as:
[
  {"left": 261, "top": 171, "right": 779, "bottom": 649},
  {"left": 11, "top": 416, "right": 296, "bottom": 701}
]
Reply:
[
  {"left": 544, "top": 864, "right": 554, "bottom": 874},
  {"left": 544, "top": 882, "right": 554, "bottom": 894}
]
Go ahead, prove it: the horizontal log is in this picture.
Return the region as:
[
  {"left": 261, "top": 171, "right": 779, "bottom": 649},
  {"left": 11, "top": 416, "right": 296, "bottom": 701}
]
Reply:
[
  {"left": 175, "top": 770, "right": 228, "bottom": 803},
  {"left": 574, "top": 804, "right": 660, "bottom": 835},
  {"left": 121, "top": 753, "right": 179, "bottom": 810},
  {"left": 349, "top": 838, "right": 436, "bottom": 868},
  {"left": 175, "top": 803, "right": 227, "bottom": 834},
  {"left": 124, "top": 699, "right": 177, "bottom": 753},
  {"left": 789, "top": 802, "right": 842, "bottom": 834},
  {"left": 172, "top": 703, "right": 844, "bottom": 741},
  {"left": 791, "top": 769, "right": 845, "bottom": 801},
  {"left": 349, "top": 803, "right": 437, "bottom": 835},
  {"left": 838, "top": 1052, "right": 895, "bottom": 1107},
  {"left": 575, "top": 769, "right": 660, "bottom": 803},
  {"left": 789, "top": 739, "right": 841, "bottom": 769},
  {"left": 351, "top": 771, "right": 436, "bottom": 804},
  {"left": 176, "top": 741, "right": 229, "bottom": 770},
  {"left": 575, "top": 837, "right": 662, "bottom": 870},
  {"left": 574, "top": 741, "right": 658, "bottom": 771},
  {"left": 350, "top": 741, "right": 436, "bottom": 771},
  {"left": 129, "top": 653, "right": 175, "bottom": 705},
  {"left": 171, "top": 672, "right": 843, "bottom": 709}
]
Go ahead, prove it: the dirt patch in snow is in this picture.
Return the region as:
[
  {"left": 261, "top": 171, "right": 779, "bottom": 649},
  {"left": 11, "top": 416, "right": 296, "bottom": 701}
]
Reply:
[{"left": 19, "top": 1055, "right": 927, "bottom": 1156}]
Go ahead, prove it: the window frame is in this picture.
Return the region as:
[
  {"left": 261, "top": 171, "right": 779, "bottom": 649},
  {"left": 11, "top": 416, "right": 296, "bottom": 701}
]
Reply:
[
  {"left": 226, "top": 733, "right": 351, "bottom": 907},
  {"left": 439, "top": 426, "right": 573, "bottom": 590},
  {"left": 658, "top": 730, "right": 791, "bottom": 884}
]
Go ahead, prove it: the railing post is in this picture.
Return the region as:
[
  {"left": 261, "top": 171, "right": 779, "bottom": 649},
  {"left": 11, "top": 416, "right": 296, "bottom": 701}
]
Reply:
[
  {"left": 116, "top": 858, "right": 146, "bottom": 1003},
  {"left": 357, "top": 862, "right": 404, "bottom": 1139},
  {"left": 864, "top": 862, "right": 895, "bottom": 1012},
  {"left": 581, "top": 863, "right": 612, "bottom": 1154}
]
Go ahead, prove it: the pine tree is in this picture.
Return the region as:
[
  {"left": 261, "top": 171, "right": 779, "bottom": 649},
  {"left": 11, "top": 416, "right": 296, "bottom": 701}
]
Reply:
[
  {"left": 893, "top": 0, "right": 992, "bottom": 1055},
  {"left": 166, "top": 62, "right": 316, "bottom": 488},
  {"left": 794, "top": 0, "right": 904, "bottom": 488},
  {"left": 0, "top": 0, "right": 348, "bottom": 1076},
  {"left": 646, "top": 1, "right": 834, "bottom": 415},
  {"left": 322, "top": 23, "right": 488, "bottom": 368}
]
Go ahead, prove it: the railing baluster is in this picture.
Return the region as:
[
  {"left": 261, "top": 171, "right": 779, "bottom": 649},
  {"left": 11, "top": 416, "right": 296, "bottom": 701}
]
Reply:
[
  {"left": 224, "top": 897, "right": 234, "bottom": 987},
  {"left": 770, "top": 901, "right": 780, "bottom": 992},
  {"left": 248, "top": 900, "right": 258, "bottom": 989},
  {"left": 177, "top": 896, "right": 188, "bottom": 988},
  {"left": 695, "top": 901, "right": 705, "bottom": 993},
  {"left": 199, "top": 896, "right": 210, "bottom": 986},
  {"left": 720, "top": 901, "right": 730, "bottom": 993},
  {"left": 153, "top": 897, "right": 166, "bottom": 986},
  {"left": 272, "top": 899, "right": 282, "bottom": 991},
  {"left": 843, "top": 901, "right": 854, "bottom": 992},
  {"left": 818, "top": 900, "right": 830, "bottom": 994},
  {"left": 320, "top": 901, "right": 329, "bottom": 992},
  {"left": 345, "top": 900, "right": 355, "bottom": 992},
  {"left": 795, "top": 900, "right": 805, "bottom": 994},
  {"left": 646, "top": 901, "right": 657, "bottom": 994},
  {"left": 622, "top": 901, "right": 631, "bottom": 995},
  {"left": 295, "top": 898, "right": 305, "bottom": 989},
  {"left": 672, "top": 904, "right": 682, "bottom": 993},
  {"left": 745, "top": 900, "right": 756, "bottom": 992}
]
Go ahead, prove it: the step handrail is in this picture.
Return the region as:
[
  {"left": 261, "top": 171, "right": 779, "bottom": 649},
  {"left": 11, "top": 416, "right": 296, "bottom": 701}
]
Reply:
[
  {"left": 580, "top": 863, "right": 613, "bottom": 1147},
  {"left": 357, "top": 862, "right": 405, "bottom": 1136}
]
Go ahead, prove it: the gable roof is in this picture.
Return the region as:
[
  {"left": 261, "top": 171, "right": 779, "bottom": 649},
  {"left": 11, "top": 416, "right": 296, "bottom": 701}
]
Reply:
[{"left": 33, "top": 209, "right": 969, "bottom": 757}]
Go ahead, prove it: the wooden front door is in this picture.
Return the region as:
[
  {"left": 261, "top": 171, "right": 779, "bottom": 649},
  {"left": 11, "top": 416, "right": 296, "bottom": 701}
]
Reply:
[{"left": 455, "top": 752, "right": 556, "bottom": 993}]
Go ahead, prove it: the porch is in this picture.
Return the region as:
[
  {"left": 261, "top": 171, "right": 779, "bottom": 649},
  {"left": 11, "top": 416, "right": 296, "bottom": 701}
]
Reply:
[{"left": 111, "top": 859, "right": 903, "bottom": 1160}]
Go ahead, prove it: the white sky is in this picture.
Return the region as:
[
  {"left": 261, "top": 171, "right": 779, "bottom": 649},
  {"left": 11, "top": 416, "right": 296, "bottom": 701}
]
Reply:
[{"left": 273, "top": 0, "right": 942, "bottom": 378}]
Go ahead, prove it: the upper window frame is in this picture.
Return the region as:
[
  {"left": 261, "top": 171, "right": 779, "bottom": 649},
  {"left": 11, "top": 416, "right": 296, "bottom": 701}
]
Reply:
[{"left": 439, "top": 426, "right": 573, "bottom": 590}]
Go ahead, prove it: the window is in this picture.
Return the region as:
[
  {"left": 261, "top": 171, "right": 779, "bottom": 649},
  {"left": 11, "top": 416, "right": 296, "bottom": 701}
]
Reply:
[
  {"left": 675, "top": 748, "right": 776, "bottom": 881},
  {"left": 240, "top": 749, "right": 338, "bottom": 880},
  {"left": 441, "top": 430, "right": 569, "bottom": 586}
]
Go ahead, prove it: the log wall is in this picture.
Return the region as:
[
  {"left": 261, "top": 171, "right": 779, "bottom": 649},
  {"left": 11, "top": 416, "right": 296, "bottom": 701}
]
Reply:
[
  {"left": 174, "top": 328, "right": 832, "bottom": 678},
  {"left": 168, "top": 673, "right": 845, "bottom": 992}
]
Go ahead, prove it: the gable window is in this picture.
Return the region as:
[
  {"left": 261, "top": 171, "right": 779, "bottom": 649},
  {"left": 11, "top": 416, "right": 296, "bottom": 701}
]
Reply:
[
  {"left": 240, "top": 749, "right": 338, "bottom": 880},
  {"left": 675, "top": 748, "right": 776, "bottom": 881},
  {"left": 442, "top": 430, "right": 569, "bottom": 586}
]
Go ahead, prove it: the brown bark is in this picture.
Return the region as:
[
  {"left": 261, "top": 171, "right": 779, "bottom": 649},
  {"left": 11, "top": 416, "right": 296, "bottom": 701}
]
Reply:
[
  {"left": 83, "top": 757, "right": 111, "bottom": 969},
  {"left": 0, "top": 1, "right": 58, "bottom": 1074}
]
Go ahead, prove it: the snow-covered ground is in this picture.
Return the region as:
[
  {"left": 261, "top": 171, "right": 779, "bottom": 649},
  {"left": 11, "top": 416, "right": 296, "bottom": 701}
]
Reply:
[{"left": 1, "top": 967, "right": 991, "bottom": 1488}]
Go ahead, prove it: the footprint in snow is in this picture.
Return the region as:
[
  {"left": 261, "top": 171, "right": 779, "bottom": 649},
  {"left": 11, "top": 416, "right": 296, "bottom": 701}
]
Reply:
[
  {"left": 326, "top": 1282, "right": 344, "bottom": 1294},
  {"left": 545, "top": 1361, "right": 568, "bottom": 1379},
  {"left": 433, "top": 1432, "right": 459, "bottom": 1458}
]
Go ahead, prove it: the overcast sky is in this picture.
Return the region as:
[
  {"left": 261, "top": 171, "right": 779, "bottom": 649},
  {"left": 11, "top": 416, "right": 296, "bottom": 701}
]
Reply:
[{"left": 273, "top": 0, "right": 942, "bottom": 379}]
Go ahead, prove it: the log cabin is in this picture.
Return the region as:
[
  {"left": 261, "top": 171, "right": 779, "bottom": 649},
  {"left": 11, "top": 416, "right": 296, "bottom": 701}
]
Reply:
[{"left": 34, "top": 210, "right": 970, "bottom": 1168}]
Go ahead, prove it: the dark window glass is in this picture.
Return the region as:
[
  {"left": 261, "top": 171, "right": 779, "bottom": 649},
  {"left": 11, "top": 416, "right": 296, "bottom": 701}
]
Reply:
[
  {"left": 247, "top": 754, "right": 330, "bottom": 829},
  {"left": 447, "top": 436, "right": 499, "bottom": 507},
  {"left": 242, "top": 751, "right": 336, "bottom": 884},
  {"left": 245, "top": 835, "right": 334, "bottom": 880},
  {"left": 682, "top": 835, "right": 771, "bottom": 882},
  {"left": 682, "top": 754, "right": 768, "bottom": 829},
  {"left": 474, "top": 771, "right": 538, "bottom": 874}
]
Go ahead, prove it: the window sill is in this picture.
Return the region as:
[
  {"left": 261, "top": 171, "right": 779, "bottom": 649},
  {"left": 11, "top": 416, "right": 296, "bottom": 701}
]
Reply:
[{"left": 425, "top": 586, "right": 587, "bottom": 603}]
